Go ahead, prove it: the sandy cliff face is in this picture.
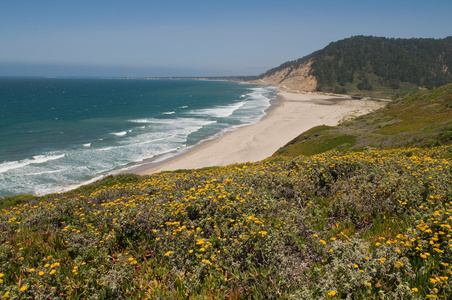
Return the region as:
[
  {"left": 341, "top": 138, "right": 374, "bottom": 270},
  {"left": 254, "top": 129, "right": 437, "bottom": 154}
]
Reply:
[{"left": 252, "top": 59, "right": 317, "bottom": 92}]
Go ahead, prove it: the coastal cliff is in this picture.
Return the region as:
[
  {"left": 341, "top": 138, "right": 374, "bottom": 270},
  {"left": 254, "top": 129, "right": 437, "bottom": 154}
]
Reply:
[
  {"left": 252, "top": 36, "right": 452, "bottom": 97},
  {"left": 251, "top": 59, "right": 317, "bottom": 92}
]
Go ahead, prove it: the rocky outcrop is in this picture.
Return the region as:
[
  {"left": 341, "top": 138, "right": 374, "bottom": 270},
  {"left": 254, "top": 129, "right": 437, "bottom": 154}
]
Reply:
[{"left": 251, "top": 59, "right": 317, "bottom": 92}]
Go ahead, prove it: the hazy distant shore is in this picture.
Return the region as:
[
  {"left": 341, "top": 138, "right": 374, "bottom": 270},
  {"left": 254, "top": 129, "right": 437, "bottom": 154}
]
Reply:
[{"left": 132, "top": 89, "right": 384, "bottom": 175}]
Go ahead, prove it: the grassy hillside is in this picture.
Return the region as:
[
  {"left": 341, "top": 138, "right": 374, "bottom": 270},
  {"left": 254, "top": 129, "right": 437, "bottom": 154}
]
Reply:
[{"left": 276, "top": 84, "right": 452, "bottom": 158}]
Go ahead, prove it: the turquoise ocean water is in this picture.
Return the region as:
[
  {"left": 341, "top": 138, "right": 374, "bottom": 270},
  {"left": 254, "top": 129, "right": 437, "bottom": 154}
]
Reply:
[{"left": 0, "top": 78, "right": 276, "bottom": 197}]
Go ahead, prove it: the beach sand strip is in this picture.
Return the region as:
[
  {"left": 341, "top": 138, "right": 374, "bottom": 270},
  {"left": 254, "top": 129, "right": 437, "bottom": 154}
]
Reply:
[{"left": 137, "top": 90, "right": 385, "bottom": 175}]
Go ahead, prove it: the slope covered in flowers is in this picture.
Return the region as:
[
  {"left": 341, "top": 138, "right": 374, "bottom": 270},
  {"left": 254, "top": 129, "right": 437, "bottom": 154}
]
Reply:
[{"left": 1, "top": 146, "right": 451, "bottom": 299}]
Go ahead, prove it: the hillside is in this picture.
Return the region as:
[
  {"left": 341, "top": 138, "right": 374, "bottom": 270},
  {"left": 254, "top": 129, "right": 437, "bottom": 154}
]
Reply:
[
  {"left": 1, "top": 148, "right": 451, "bottom": 299},
  {"left": 1, "top": 85, "right": 452, "bottom": 298},
  {"left": 255, "top": 36, "right": 452, "bottom": 97},
  {"left": 275, "top": 83, "right": 452, "bottom": 157}
]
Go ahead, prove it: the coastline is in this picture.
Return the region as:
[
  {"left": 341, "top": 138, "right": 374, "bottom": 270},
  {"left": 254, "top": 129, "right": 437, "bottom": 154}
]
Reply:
[{"left": 132, "top": 89, "right": 385, "bottom": 175}]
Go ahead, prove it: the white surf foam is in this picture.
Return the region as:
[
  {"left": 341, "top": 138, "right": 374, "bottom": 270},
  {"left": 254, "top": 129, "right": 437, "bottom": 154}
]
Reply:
[
  {"left": 189, "top": 101, "right": 246, "bottom": 118},
  {"left": 23, "top": 169, "right": 66, "bottom": 177},
  {"left": 111, "top": 131, "right": 128, "bottom": 136},
  {"left": 129, "top": 118, "right": 156, "bottom": 124},
  {"left": 0, "top": 154, "right": 66, "bottom": 173}
]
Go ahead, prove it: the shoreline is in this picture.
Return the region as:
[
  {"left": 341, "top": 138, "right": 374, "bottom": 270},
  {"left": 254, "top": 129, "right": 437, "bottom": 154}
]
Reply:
[
  {"left": 129, "top": 89, "right": 385, "bottom": 176},
  {"left": 117, "top": 90, "right": 282, "bottom": 175}
]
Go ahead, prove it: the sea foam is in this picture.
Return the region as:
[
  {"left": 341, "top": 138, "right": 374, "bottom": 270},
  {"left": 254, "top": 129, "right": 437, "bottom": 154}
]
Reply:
[
  {"left": 188, "top": 101, "right": 245, "bottom": 118},
  {"left": 0, "top": 154, "right": 65, "bottom": 174},
  {"left": 111, "top": 131, "right": 128, "bottom": 136}
]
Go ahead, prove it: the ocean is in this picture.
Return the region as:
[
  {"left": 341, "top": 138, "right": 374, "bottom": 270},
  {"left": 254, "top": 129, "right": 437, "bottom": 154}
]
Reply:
[{"left": 0, "top": 77, "right": 276, "bottom": 197}]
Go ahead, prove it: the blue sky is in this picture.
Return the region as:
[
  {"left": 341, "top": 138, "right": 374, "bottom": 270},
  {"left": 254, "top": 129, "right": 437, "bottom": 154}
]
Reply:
[{"left": 1, "top": 0, "right": 451, "bottom": 77}]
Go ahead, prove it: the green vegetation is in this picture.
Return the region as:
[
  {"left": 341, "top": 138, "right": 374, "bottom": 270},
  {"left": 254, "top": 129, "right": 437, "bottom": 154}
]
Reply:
[
  {"left": 259, "top": 36, "right": 452, "bottom": 97},
  {"left": 277, "top": 84, "right": 452, "bottom": 157},
  {"left": 1, "top": 84, "right": 452, "bottom": 299},
  {"left": 1, "top": 147, "right": 452, "bottom": 299},
  {"left": 275, "top": 126, "right": 356, "bottom": 157}
]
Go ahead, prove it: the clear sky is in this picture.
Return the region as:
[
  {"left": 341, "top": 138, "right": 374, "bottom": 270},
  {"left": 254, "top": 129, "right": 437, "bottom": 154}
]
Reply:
[{"left": 1, "top": 0, "right": 451, "bottom": 77}]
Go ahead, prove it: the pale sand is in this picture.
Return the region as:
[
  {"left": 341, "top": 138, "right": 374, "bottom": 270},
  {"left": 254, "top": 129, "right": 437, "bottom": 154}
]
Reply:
[{"left": 137, "top": 91, "right": 385, "bottom": 175}]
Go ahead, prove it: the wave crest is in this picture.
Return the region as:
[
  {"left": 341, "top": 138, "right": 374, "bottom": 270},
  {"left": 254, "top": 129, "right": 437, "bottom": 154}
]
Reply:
[{"left": 0, "top": 154, "right": 65, "bottom": 173}]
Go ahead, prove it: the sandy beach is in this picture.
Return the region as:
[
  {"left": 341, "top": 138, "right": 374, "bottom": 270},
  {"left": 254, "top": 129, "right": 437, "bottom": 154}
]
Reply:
[{"left": 137, "top": 90, "right": 385, "bottom": 175}]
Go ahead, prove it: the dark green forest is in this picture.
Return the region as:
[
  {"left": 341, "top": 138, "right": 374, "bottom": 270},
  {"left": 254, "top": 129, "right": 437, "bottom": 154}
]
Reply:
[{"left": 259, "top": 36, "right": 452, "bottom": 95}]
